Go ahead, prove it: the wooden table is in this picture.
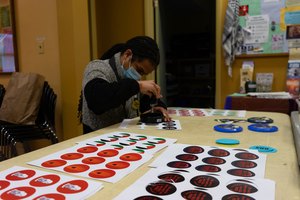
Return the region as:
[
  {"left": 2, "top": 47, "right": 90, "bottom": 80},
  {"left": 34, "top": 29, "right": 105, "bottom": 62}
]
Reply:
[{"left": 0, "top": 111, "right": 299, "bottom": 199}]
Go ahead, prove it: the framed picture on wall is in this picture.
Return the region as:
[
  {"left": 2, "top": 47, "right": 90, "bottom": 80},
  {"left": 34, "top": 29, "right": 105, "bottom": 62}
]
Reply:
[{"left": 0, "top": 0, "right": 18, "bottom": 73}]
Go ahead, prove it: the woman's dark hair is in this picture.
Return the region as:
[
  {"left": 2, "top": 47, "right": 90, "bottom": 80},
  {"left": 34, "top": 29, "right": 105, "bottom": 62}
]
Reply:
[{"left": 100, "top": 36, "right": 160, "bottom": 67}]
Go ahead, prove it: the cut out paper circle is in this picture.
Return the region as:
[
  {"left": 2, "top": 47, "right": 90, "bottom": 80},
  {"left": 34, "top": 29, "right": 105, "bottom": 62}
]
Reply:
[
  {"left": 158, "top": 173, "right": 185, "bottom": 183},
  {"left": 167, "top": 161, "right": 191, "bottom": 168},
  {"left": 146, "top": 182, "right": 177, "bottom": 196},
  {"left": 63, "top": 164, "right": 90, "bottom": 173},
  {"left": 249, "top": 145, "right": 277, "bottom": 153},
  {"left": 105, "top": 161, "right": 130, "bottom": 169},
  {"left": 1, "top": 186, "right": 36, "bottom": 199},
  {"left": 41, "top": 159, "right": 67, "bottom": 168},
  {"left": 190, "top": 175, "right": 220, "bottom": 188},
  {"left": 120, "top": 153, "right": 142, "bottom": 161},
  {"left": 226, "top": 179, "right": 258, "bottom": 194},
  {"left": 214, "top": 124, "right": 243, "bottom": 133},
  {"left": 134, "top": 196, "right": 163, "bottom": 200},
  {"left": 113, "top": 133, "right": 130, "bottom": 138},
  {"left": 176, "top": 154, "right": 198, "bottom": 161},
  {"left": 235, "top": 152, "right": 259, "bottom": 160},
  {"left": 6, "top": 170, "right": 36, "bottom": 181},
  {"left": 89, "top": 169, "right": 116, "bottom": 179},
  {"left": 248, "top": 124, "right": 278, "bottom": 132},
  {"left": 247, "top": 117, "right": 273, "bottom": 124},
  {"left": 57, "top": 180, "right": 88, "bottom": 194},
  {"left": 97, "top": 149, "right": 119, "bottom": 157},
  {"left": 195, "top": 165, "right": 221, "bottom": 172},
  {"left": 216, "top": 139, "right": 240, "bottom": 145},
  {"left": 208, "top": 149, "right": 230, "bottom": 157},
  {"left": 147, "top": 138, "right": 166, "bottom": 144},
  {"left": 93, "top": 141, "right": 106, "bottom": 146},
  {"left": 231, "top": 160, "right": 257, "bottom": 168},
  {"left": 136, "top": 143, "right": 156, "bottom": 149},
  {"left": 202, "top": 157, "right": 226, "bottom": 165},
  {"left": 183, "top": 146, "right": 204, "bottom": 154},
  {"left": 0, "top": 181, "right": 10, "bottom": 190},
  {"left": 227, "top": 169, "right": 255, "bottom": 177},
  {"left": 33, "top": 193, "right": 66, "bottom": 200},
  {"left": 181, "top": 190, "right": 212, "bottom": 200},
  {"left": 30, "top": 174, "right": 60, "bottom": 187},
  {"left": 82, "top": 157, "right": 106, "bottom": 165},
  {"left": 101, "top": 136, "right": 119, "bottom": 142},
  {"left": 119, "top": 140, "right": 137, "bottom": 146},
  {"left": 77, "top": 146, "right": 98, "bottom": 153},
  {"left": 222, "top": 194, "right": 255, "bottom": 200},
  {"left": 60, "top": 153, "right": 84, "bottom": 160},
  {"left": 111, "top": 145, "right": 124, "bottom": 150}
]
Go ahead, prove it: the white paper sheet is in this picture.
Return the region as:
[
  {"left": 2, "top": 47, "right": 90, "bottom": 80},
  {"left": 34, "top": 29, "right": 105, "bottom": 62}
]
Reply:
[
  {"left": 28, "top": 143, "right": 153, "bottom": 183},
  {"left": 76, "top": 131, "right": 177, "bottom": 155},
  {"left": 207, "top": 109, "right": 246, "bottom": 117},
  {"left": 149, "top": 144, "right": 267, "bottom": 179},
  {"left": 246, "top": 15, "right": 270, "bottom": 44},
  {"left": 114, "top": 167, "right": 275, "bottom": 200},
  {"left": 0, "top": 166, "right": 103, "bottom": 200},
  {"left": 118, "top": 119, "right": 182, "bottom": 130},
  {"left": 167, "top": 109, "right": 211, "bottom": 116}
]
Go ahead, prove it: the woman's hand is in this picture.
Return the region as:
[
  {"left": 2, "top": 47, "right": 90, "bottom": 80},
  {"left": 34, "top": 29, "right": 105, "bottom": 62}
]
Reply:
[
  {"left": 137, "top": 80, "right": 162, "bottom": 99},
  {"left": 143, "top": 107, "right": 172, "bottom": 122}
]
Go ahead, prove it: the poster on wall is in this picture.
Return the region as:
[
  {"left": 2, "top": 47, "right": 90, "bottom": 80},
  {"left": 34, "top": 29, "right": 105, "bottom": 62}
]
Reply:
[{"left": 0, "top": 0, "right": 18, "bottom": 73}]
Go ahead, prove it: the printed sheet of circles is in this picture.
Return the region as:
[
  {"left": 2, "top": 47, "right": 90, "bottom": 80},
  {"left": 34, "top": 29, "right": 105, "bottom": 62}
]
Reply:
[
  {"left": 113, "top": 167, "right": 275, "bottom": 200},
  {"left": 149, "top": 144, "right": 267, "bottom": 179},
  {"left": 118, "top": 119, "right": 182, "bottom": 130},
  {"left": 167, "top": 109, "right": 210, "bottom": 116},
  {"left": 28, "top": 132, "right": 177, "bottom": 183},
  {"left": 0, "top": 166, "right": 103, "bottom": 200}
]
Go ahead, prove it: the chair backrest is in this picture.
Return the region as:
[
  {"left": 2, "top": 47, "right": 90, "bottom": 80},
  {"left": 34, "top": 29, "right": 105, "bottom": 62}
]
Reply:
[
  {"left": 35, "top": 81, "right": 57, "bottom": 127},
  {"left": 0, "top": 84, "right": 6, "bottom": 108}
]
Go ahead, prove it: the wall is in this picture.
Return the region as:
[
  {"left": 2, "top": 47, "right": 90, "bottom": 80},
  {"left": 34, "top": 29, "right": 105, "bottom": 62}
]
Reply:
[
  {"left": 219, "top": 0, "right": 289, "bottom": 108},
  {"left": 0, "top": 0, "right": 63, "bottom": 150},
  {"left": 0, "top": 0, "right": 91, "bottom": 151},
  {"left": 95, "top": 0, "right": 144, "bottom": 58}
]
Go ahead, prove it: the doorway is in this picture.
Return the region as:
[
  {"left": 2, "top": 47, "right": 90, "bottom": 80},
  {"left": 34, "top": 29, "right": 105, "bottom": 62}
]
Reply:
[{"left": 154, "top": 0, "right": 216, "bottom": 108}]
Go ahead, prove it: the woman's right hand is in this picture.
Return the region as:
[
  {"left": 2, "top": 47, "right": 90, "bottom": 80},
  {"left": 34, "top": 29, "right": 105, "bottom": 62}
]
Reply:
[{"left": 137, "top": 80, "right": 162, "bottom": 99}]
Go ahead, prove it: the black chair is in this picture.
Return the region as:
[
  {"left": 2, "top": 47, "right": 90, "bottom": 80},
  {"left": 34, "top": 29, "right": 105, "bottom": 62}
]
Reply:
[
  {"left": 0, "top": 81, "right": 58, "bottom": 160},
  {"left": 0, "top": 84, "right": 5, "bottom": 108}
]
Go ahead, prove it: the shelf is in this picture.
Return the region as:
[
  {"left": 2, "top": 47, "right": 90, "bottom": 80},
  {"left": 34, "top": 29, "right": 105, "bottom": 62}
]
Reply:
[
  {"left": 174, "top": 58, "right": 215, "bottom": 61},
  {"left": 178, "top": 77, "right": 215, "bottom": 80},
  {"left": 235, "top": 53, "right": 289, "bottom": 58},
  {"left": 179, "top": 94, "right": 215, "bottom": 98}
]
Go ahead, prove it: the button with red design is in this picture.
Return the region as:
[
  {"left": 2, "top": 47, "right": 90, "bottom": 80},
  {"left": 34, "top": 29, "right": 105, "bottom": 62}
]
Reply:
[
  {"left": 82, "top": 157, "right": 106, "bottom": 165},
  {"left": 0, "top": 181, "right": 10, "bottom": 190},
  {"left": 105, "top": 161, "right": 130, "bottom": 169},
  {"left": 77, "top": 146, "right": 98, "bottom": 153},
  {"left": 60, "top": 153, "right": 84, "bottom": 160},
  {"left": 89, "top": 169, "right": 116, "bottom": 179},
  {"left": 33, "top": 193, "right": 66, "bottom": 200},
  {"left": 97, "top": 149, "right": 119, "bottom": 157},
  {"left": 41, "top": 159, "right": 67, "bottom": 168},
  {"left": 120, "top": 153, "right": 142, "bottom": 161},
  {"left": 6, "top": 170, "right": 36, "bottom": 181},
  {"left": 63, "top": 164, "right": 90, "bottom": 173},
  {"left": 57, "top": 180, "right": 88, "bottom": 194},
  {"left": 1, "top": 186, "right": 36, "bottom": 199},
  {"left": 30, "top": 174, "right": 60, "bottom": 187}
]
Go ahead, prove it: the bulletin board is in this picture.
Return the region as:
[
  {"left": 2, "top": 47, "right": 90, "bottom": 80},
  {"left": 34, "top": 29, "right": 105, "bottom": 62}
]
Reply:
[{"left": 237, "top": 0, "right": 300, "bottom": 55}]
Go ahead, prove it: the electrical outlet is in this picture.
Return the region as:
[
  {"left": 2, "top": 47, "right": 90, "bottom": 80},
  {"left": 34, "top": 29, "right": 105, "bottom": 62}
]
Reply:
[{"left": 38, "top": 41, "right": 44, "bottom": 54}]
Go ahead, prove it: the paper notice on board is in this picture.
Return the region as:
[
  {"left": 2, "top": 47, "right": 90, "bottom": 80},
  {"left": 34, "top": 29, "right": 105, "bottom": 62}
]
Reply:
[
  {"left": 271, "top": 34, "right": 283, "bottom": 50},
  {"left": 289, "top": 40, "right": 300, "bottom": 48},
  {"left": 289, "top": 48, "right": 300, "bottom": 60},
  {"left": 286, "top": 0, "right": 300, "bottom": 7},
  {"left": 245, "top": 15, "right": 269, "bottom": 44}
]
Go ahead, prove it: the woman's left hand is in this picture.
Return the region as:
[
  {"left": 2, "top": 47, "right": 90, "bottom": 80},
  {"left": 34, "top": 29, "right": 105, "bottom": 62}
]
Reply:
[{"left": 142, "top": 107, "right": 172, "bottom": 122}]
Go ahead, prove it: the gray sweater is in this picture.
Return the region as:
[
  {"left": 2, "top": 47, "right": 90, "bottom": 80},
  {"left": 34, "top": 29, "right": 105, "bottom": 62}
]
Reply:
[{"left": 82, "top": 52, "right": 140, "bottom": 130}]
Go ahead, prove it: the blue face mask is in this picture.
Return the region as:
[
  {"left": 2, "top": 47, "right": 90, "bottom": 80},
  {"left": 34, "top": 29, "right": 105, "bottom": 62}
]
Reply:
[{"left": 121, "top": 54, "right": 142, "bottom": 81}]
